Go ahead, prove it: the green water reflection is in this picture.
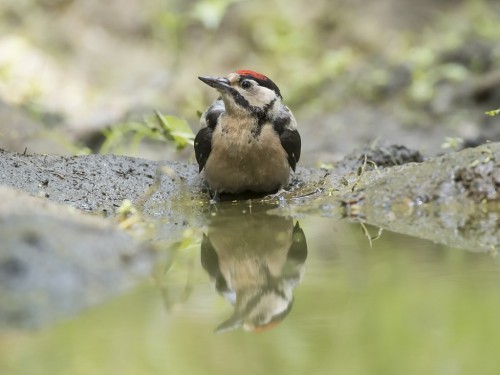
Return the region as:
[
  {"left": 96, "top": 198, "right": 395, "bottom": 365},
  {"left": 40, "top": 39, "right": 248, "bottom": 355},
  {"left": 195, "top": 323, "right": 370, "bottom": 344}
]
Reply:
[{"left": 2, "top": 211, "right": 500, "bottom": 374}]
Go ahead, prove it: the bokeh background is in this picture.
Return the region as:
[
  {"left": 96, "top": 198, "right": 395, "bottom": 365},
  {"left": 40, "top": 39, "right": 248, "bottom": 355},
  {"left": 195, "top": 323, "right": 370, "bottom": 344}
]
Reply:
[
  {"left": 1, "top": 0, "right": 499, "bottom": 164},
  {"left": 2, "top": 2, "right": 500, "bottom": 374}
]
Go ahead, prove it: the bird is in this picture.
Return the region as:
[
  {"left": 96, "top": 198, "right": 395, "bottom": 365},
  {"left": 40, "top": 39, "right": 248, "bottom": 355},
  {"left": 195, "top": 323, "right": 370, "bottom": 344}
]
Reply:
[
  {"left": 200, "top": 204, "right": 308, "bottom": 333},
  {"left": 194, "top": 70, "right": 301, "bottom": 200}
]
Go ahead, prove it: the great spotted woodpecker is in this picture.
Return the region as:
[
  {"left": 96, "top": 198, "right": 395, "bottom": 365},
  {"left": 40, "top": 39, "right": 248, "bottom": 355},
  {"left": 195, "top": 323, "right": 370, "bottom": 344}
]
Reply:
[{"left": 194, "top": 70, "right": 301, "bottom": 198}]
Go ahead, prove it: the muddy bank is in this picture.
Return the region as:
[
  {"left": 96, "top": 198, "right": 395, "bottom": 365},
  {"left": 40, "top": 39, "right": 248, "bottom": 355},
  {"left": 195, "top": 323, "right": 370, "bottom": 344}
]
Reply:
[
  {"left": 348, "top": 143, "right": 500, "bottom": 252},
  {"left": 0, "top": 143, "right": 420, "bottom": 217},
  {"left": 0, "top": 186, "right": 155, "bottom": 329},
  {"left": 0, "top": 149, "right": 201, "bottom": 218},
  {"left": 297, "top": 142, "right": 500, "bottom": 252}
]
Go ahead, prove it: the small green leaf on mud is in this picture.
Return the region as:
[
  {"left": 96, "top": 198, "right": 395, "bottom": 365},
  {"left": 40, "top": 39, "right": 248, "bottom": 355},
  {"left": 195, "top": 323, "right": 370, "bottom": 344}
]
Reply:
[
  {"left": 441, "top": 137, "right": 464, "bottom": 150},
  {"left": 485, "top": 109, "right": 500, "bottom": 116}
]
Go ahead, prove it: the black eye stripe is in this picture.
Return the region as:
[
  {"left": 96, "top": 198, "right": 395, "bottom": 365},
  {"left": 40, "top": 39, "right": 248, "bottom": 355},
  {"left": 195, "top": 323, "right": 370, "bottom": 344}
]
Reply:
[
  {"left": 239, "top": 75, "right": 282, "bottom": 99},
  {"left": 229, "top": 87, "right": 250, "bottom": 108}
]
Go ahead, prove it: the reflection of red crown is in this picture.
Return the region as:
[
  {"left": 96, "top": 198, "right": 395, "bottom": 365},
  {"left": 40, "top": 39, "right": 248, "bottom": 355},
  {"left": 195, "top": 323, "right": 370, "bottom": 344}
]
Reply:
[{"left": 252, "top": 317, "right": 284, "bottom": 333}]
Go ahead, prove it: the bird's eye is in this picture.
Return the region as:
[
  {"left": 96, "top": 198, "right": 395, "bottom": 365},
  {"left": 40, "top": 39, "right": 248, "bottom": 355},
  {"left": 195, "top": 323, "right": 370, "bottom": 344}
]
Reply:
[{"left": 241, "top": 80, "right": 252, "bottom": 89}]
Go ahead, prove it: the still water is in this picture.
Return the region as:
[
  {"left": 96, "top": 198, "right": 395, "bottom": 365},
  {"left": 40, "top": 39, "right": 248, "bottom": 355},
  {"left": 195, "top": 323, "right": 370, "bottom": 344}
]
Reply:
[{"left": 2, "top": 201, "right": 500, "bottom": 375}]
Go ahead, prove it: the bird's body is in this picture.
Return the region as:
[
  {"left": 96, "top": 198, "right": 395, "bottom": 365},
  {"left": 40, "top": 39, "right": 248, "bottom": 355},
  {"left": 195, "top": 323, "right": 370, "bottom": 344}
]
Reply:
[{"left": 195, "top": 70, "right": 301, "bottom": 195}]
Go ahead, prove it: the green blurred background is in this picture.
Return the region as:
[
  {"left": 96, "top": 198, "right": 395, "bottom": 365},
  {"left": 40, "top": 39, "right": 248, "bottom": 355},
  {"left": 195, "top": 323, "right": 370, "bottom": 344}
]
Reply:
[{"left": 1, "top": 0, "right": 499, "bottom": 161}]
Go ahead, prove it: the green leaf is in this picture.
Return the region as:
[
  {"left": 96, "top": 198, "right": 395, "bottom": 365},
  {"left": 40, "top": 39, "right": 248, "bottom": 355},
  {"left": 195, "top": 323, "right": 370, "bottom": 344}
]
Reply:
[
  {"left": 441, "top": 136, "right": 464, "bottom": 150},
  {"left": 485, "top": 109, "right": 500, "bottom": 116},
  {"left": 154, "top": 111, "right": 195, "bottom": 150}
]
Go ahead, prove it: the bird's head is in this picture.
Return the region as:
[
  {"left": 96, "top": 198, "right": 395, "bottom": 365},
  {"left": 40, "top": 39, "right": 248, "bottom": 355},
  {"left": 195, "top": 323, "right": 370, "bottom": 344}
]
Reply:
[
  {"left": 199, "top": 70, "right": 283, "bottom": 116},
  {"left": 214, "top": 284, "right": 295, "bottom": 334}
]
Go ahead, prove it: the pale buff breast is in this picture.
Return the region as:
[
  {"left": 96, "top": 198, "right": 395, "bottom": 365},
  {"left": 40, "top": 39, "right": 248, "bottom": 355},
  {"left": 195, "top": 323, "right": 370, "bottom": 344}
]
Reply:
[{"left": 204, "top": 121, "right": 290, "bottom": 193}]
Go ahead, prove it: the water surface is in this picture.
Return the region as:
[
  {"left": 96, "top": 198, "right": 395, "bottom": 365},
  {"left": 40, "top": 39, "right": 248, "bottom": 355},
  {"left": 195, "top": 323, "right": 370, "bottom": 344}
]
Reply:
[{"left": 2, "top": 203, "right": 500, "bottom": 375}]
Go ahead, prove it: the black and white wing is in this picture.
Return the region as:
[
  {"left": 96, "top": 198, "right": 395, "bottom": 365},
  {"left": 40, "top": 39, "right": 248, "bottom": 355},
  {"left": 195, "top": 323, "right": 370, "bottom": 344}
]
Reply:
[
  {"left": 194, "top": 98, "right": 225, "bottom": 172},
  {"left": 273, "top": 106, "right": 301, "bottom": 172}
]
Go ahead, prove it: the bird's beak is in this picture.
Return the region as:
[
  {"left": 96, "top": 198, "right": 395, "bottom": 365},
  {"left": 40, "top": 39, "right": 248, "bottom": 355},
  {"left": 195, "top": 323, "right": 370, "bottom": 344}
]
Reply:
[
  {"left": 214, "top": 314, "right": 243, "bottom": 334},
  {"left": 198, "top": 76, "right": 231, "bottom": 92}
]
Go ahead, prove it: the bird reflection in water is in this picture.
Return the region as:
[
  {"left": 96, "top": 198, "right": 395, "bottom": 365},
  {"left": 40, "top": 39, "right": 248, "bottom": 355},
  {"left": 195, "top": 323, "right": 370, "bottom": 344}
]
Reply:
[{"left": 200, "top": 203, "right": 307, "bottom": 333}]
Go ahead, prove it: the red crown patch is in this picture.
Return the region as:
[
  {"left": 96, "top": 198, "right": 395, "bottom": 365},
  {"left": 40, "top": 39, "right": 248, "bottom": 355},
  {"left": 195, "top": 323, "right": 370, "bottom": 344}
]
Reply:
[{"left": 236, "top": 69, "right": 268, "bottom": 81}]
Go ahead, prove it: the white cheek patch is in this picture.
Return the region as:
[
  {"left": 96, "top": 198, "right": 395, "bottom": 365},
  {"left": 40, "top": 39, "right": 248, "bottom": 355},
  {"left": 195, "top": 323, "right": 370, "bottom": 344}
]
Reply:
[{"left": 246, "top": 87, "right": 276, "bottom": 108}]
